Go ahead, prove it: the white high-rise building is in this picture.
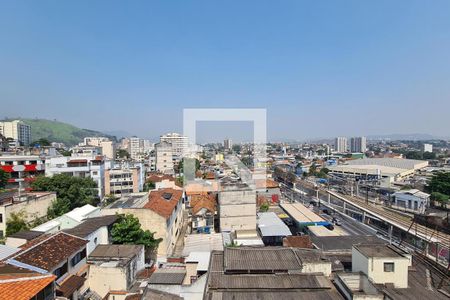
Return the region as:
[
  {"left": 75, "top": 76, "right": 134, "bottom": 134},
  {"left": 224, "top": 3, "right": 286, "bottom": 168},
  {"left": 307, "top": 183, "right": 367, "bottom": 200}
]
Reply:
[
  {"left": 224, "top": 138, "right": 232, "bottom": 150},
  {"left": 155, "top": 141, "right": 174, "bottom": 174},
  {"left": 423, "top": 143, "right": 433, "bottom": 153},
  {"left": 335, "top": 137, "right": 348, "bottom": 153},
  {"left": 350, "top": 137, "right": 367, "bottom": 153},
  {"left": 160, "top": 133, "right": 188, "bottom": 160},
  {"left": 0, "top": 120, "right": 31, "bottom": 146},
  {"left": 129, "top": 137, "right": 145, "bottom": 161}
]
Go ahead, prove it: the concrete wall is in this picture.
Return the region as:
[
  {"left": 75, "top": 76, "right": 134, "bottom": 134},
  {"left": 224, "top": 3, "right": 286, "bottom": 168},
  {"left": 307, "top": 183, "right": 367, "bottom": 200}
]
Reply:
[
  {"left": 88, "top": 265, "right": 127, "bottom": 298},
  {"left": 0, "top": 192, "right": 56, "bottom": 237},
  {"left": 85, "top": 226, "right": 110, "bottom": 255},
  {"left": 302, "top": 262, "right": 332, "bottom": 277},
  {"left": 352, "top": 247, "right": 409, "bottom": 288},
  {"left": 219, "top": 189, "right": 256, "bottom": 231}
]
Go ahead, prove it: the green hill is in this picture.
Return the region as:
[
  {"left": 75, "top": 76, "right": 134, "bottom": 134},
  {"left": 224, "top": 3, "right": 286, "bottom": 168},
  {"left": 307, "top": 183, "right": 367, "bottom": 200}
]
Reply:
[{"left": 20, "top": 118, "right": 116, "bottom": 146}]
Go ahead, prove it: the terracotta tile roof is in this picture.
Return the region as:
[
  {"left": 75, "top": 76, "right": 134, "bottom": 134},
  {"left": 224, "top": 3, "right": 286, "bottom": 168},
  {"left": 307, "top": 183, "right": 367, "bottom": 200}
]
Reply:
[
  {"left": 67, "top": 159, "right": 88, "bottom": 163},
  {"left": 13, "top": 232, "right": 87, "bottom": 271},
  {"left": 190, "top": 194, "right": 216, "bottom": 215},
  {"left": 144, "top": 188, "right": 183, "bottom": 219},
  {"left": 255, "top": 179, "right": 279, "bottom": 189},
  {"left": 0, "top": 264, "right": 55, "bottom": 300},
  {"left": 56, "top": 274, "right": 86, "bottom": 298},
  {"left": 147, "top": 173, "right": 175, "bottom": 183}
]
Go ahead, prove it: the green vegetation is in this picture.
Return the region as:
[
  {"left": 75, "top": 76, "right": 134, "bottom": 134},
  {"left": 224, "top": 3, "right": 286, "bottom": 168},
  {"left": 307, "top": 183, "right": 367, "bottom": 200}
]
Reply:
[
  {"left": 117, "top": 149, "right": 130, "bottom": 159},
  {"left": 427, "top": 172, "right": 450, "bottom": 208},
  {"left": 30, "top": 138, "right": 51, "bottom": 147},
  {"left": 19, "top": 118, "right": 115, "bottom": 146},
  {"left": 111, "top": 214, "right": 162, "bottom": 250},
  {"left": 259, "top": 202, "right": 269, "bottom": 212},
  {"left": 6, "top": 211, "right": 29, "bottom": 236},
  {"left": 103, "top": 194, "right": 118, "bottom": 207},
  {"left": 0, "top": 169, "right": 10, "bottom": 189},
  {"left": 31, "top": 174, "right": 99, "bottom": 218},
  {"left": 393, "top": 149, "right": 437, "bottom": 160},
  {"left": 143, "top": 181, "right": 155, "bottom": 192}
]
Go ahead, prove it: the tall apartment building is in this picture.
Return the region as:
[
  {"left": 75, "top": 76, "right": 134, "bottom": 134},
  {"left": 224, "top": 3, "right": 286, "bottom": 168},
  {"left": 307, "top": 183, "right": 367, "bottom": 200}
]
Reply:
[
  {"left": 350, "top": 136, "right": 367, "bottom": 153},
  {"left": 0, "top": 120, "right": 31, "bottom": 146},
  {"left": 82, "top": 137, "right": 116, "bottom": 159},
  {"left": 160, "top": 133, "right": 188, "bottom": 160},
  {"left": 335, "top": 137, "right": 348, "bottom": 153},
  {"left": 129, "top": 137, "right": 145, "bottom": 161},
  {"left": 155, "top": 141, "right": 174, "bottom": 174},
  {"left": 423, "top": 143, "right": 433, "bottom": 153},
  {"left": 224, "top": 138, "right": 232, "bottom": 150}
]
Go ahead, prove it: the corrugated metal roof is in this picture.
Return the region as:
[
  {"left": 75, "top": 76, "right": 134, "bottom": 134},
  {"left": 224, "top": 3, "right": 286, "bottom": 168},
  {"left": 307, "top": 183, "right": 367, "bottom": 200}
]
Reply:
[
  {"left": 148, "top": 269, "right": 186, "bottom": 285},
  {"left": 0, "top": 245, "right": 20, "bottom": 260},
  {"left": 224, "top": 247, "right": 302, "bottom": 271},
  {"left": 257, "top": 212, "right": 292, "bottom": 237}
]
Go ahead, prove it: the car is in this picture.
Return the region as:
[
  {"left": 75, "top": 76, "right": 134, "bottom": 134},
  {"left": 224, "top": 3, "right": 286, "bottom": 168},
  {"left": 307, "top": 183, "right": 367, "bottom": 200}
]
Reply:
[{"left": 332, "top": 217, "right": 342, "bottom": 226}]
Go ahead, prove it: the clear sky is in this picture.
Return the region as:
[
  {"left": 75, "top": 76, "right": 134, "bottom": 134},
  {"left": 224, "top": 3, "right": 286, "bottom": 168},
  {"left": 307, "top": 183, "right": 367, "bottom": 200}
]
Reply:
[{"left": 1, "top": 1, "right": 450, "bottom": 142}]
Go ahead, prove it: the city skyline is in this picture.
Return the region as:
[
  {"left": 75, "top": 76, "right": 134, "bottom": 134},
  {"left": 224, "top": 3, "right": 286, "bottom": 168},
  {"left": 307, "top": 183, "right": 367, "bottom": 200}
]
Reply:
[{"left": 2, "top": 1, "right": 450, "bottom": 140}]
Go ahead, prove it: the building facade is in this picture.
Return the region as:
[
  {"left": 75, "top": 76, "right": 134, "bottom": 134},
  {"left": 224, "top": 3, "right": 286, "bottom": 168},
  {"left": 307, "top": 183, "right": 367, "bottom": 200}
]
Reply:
[
  {"left": 350, "top": 136, "right": 367, "bottom": 153},
  {"left": 0, "top": 120, "right": 31, "bottom": 146},
  {"left": 160, "top": 133, "right": 188, "bottom": 160},
  {"left": 104, "top": 164, "right": 143, "bottom": 197},
  {"left": 335, "top": 137, "right": 348, "bottom": 153},
  {"left": 155, "top": 141, "right": 174, "bottom": 174}
]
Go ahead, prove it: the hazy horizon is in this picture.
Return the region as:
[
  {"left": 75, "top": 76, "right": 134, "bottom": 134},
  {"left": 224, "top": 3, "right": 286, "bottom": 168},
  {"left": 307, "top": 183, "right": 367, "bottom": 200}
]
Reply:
[{"left": 1, "top": 1, "right": 450, "bottom": 141}]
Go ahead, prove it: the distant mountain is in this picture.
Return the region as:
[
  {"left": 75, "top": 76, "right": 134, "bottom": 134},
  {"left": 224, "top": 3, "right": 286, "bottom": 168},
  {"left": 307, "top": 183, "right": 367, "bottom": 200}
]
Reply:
[
  {"left": 366, "top": 133, "right": 445, "bottom": 141},
  {"left": 20, "top": 118, "right": 116, "bottom": 146}
]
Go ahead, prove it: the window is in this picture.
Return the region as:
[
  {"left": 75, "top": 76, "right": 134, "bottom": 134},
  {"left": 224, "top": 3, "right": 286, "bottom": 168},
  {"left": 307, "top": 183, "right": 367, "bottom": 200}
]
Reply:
[
  {"left": 0, "top": 213, "right": 3, "bottom": 223},
  {"left": 71, "top": 249, "right": 87, "bottom": 267},
  {"left": 384, "top": 262, "right": 395, "bottom": 272},
  {"left": 53, "top": 262, "right": 68, "bottom": 279}
]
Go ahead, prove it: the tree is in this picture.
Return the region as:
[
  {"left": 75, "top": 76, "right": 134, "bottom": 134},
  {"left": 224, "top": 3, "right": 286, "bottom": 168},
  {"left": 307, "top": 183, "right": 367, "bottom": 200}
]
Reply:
[
  {"left": 232, "top": 144, "right": 241, "bottom": 153},
  {"left": 117, "top": 149, "right": 130, "bottom": 159},
  {"left": 111, "top": 214, "right": 162, "bottom": 250},
  {"left": 0, "top": 169, "right": 10, "bottom": 189},
  {"left": 6, "top": 212, "right": 29, "bottom": 236},
  {"left": 427, "top": 172, "right": 450, "bottom": 196},
  {"left": 423, "top": 151, "right": 436, "bottom": 160},
  {"left": 431, "top": 192, "right": 449, "bottom": 208},
  {"left": 31, "top": 174, "right": 99, "bottom": 218},
  {"left": 30, "top": 138, "right": 51, "bottom": 147}
]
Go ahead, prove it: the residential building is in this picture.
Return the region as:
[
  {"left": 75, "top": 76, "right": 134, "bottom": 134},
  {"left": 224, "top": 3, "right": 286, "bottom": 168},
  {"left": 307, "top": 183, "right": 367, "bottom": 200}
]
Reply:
[
  {"left": 147, "top": 173, "right": 178, "bottom": 190},
  {"left": 155, "top": 141, "right": 174, "bottom": 174},
  {"left": 0, "top": 155, "right": 46, "bottom": 189},
  {"left": 87, "top": 244, "right": 145, "bottom": 298},
  {"left": 129, "top": 137, "right": 145, "bottom": 161},
  {"left": 423, "top": 143, "right": 433, "bottom": 153},
  {"left": 5, "top": 230, "right": 45, "bottom": 248},
  {"left": 0, "top": 120, "right": 31, "bottom": 146},
  {"left": 45, "top": 155, "right": 106, "bottom": 198},
  {"left": 335, "top": 137, "right": 348, "bottom": 153},
  {"left": 0, "top": 192, "right": 56, "bottom": 238},
  {"left": 218, "top": 184, "right": 256, "bottom": 232},
  {"left": 350, "top": 136, "right": 367, "bottom": 153},
  {"left": 223, "top": 138, "right": 232, "bottom": 150},
  {"left": 0, "top": 133, "right": 8, "bottom": 151},
  {"left": 392, "top": 189, "right": 430, "bottom": 214},
  {"left": 188, "top": 194, "right": 216, "bottom": 234},
  {"left": 102, "top": 188, "right": 184, "bottom": 260},
  {"left": 0, "top": 262, "right": 56, "bottom": 300},
  {"left": 204, "top": 247, "right": 337, "bottom": 299},
  {"left": 104, "top": 164, "right": 144, "bottom": 197},
  {"left": 352, "top": 244, "right": 411, "bottom": 288},
  {"left": 31, "top": 204, "right": 100, "bottom": 234},
  {"left": 63, "top": 215, "right": 118, "bottom": 255},
  {"left": 82, "top": 137, "right": 116, "bottom": 160},
  {"left": 160, "top": 133, "right": 188, "bottom": 160},
  {"left": 10, "top": 232, "right": 89, "bottom": 299}
]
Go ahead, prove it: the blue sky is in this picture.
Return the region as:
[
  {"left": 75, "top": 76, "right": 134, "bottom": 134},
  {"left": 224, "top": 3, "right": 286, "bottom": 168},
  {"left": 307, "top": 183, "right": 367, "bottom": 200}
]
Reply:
[{"left": 1, "top": 1, "right": 450, "bottom": 142}]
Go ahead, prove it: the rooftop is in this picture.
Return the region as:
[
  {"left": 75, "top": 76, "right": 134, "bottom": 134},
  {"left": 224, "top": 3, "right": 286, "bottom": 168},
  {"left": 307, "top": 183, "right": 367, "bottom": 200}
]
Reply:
[
  {"left": 353, "top": 244, "right": 409, "bottom": 258},
  {"left": 63, "top": 215, "right": 119, "bottom": 238},
  {"left": 257, "top": 212, "right": 291, "bottom": 237},
  {"left": 190, "top": 194, "right": 216, "bottom": 215},
  {"left": 64, "top": 204, "right": 99, "bottom": 222},
  {"left": 148, "top": 269, "right": 186, "bottom": 285},
  {"left": 7, "top": 230, "right": 44, "bottom": 241},
  {"left": 312, "top": 236, "right": 385, "bottom": 252},
  {"left": 88, "top": 244, "right": 143, "bottom": 267},
  {"left": 107, "top": 192, "right": 149, "bottom": 209},
  {"left": 144, "top": 188, "right": 183, "bottom": 219},
  {"left": 12, "top": 232, "right": 87, "bottom": 271}
]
